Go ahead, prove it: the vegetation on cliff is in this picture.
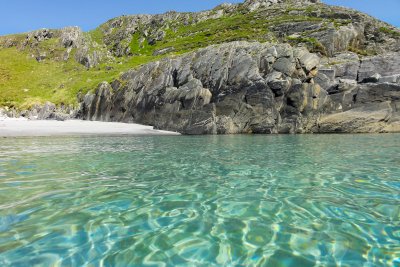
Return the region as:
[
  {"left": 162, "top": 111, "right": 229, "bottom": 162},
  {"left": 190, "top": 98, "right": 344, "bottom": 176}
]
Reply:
[{"left": 0, "top": 0, "right": 399, "bottom": 109}]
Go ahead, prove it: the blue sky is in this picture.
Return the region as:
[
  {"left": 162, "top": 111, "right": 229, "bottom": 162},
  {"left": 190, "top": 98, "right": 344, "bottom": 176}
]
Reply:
[{"left": 0, "top": 0, "right": 398, "bottom": 36}]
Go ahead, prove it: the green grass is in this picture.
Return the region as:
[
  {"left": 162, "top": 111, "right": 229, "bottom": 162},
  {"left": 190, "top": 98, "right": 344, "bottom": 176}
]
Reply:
[
  {"left": 123, "top": 13, "right": 272, "bottom": 57},
  {"left": 379, "top": 27, "right": 400, "bottom": 38},
  {"left": 348, "top": 45, "right": 374, "bottom": 56},
  {"left": 129, "top": 32, "right": 154, "bottom": 55},
  {"left": 127, "top": 13, "right": 324, "bottom": 56},
  {"left": 0, "top": 47, "right": 163, "bottom": 109},
  {"left": 287, "top": 36, "right": 327, "bottom": 55},
  {"left": 0, "top": 12, "right": 278, "bottom": 109},
  {"left": 88, "top": 28, "right": 105, "bottom": 45}
]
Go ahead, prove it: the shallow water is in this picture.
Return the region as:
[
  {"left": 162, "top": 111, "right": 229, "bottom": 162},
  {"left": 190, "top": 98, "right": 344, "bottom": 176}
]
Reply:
[{"left": 0, "top": 134, "right": 399, "bottom": 266}]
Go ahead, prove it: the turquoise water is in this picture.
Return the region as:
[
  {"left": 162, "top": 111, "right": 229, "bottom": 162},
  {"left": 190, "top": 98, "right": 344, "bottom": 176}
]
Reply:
[{"left": 0, "top": 135, "right": 399, "bottom": 266}]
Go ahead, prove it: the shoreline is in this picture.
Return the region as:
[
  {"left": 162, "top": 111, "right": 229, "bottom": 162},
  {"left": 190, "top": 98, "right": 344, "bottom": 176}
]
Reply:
[
  {"left": 1, "top": 117, "right": 399, "bottom": 137},
  {"left": 0, "top": 118, "right": 180, "bottom": 137}
]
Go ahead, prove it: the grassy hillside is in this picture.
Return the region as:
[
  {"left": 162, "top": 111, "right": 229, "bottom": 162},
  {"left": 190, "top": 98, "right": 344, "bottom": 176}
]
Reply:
[
  {"left": 0, "top": 1, "right": 399, "bottom": 110},
  {"left": 0, "top": 46, "right": 162, "bottom": 109}
]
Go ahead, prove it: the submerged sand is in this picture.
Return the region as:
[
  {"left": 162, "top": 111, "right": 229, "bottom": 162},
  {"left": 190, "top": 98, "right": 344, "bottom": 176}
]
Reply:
[{"left": 0, "top": 118, "right": 180, "bottom": 137}]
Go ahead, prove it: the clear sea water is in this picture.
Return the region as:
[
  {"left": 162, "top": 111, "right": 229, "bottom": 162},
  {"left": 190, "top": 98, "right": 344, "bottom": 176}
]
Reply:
[{"left": 0, "top": 134, "right": 399, "bottom": 267}]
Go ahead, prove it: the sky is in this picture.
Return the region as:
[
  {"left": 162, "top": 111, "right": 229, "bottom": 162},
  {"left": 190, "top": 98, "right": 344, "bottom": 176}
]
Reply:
[{"left": 0, "top": 0, "right": 398, "bottom": 36}]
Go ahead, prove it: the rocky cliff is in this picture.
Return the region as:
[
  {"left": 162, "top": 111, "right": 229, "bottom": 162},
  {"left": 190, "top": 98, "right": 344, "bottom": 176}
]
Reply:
[
  {"left": 80, "top": 41, "right": 400, "bottom": 134},
  {"left": 1, "top": 0, "right": 399, "bottom": 134},
  {"left": 78, "top": 0, "right": 400, "bottom": 134}
]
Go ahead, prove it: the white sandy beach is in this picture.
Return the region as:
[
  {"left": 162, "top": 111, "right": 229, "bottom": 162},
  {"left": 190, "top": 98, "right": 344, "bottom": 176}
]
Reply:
[{"left": 0, "top": 118, "right": 180, "bottom": 137}]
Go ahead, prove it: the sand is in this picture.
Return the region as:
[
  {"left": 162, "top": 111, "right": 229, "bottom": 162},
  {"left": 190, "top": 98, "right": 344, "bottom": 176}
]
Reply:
[{"left": 0, "top": 118, "right": 180, "bottom": 137}]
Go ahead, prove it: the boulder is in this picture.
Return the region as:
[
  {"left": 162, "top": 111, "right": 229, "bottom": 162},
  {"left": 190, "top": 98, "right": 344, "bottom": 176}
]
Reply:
[
  {"left": 318, "top": 69, "right": 335, "bottom": 81},
  {"left": 29, "top": 29, "right": 53, "bottom": 42},
  {"left": 300, "top": 53, "right": 320, "bottom": 73},
  {"left": 318, "top": 102, "right": 399, "bottom": 133},
  {"left": 60, "top": 26, "right": 83, "bottom": 48},
  {"left": 358, "top": 53, "right": 400, "bottom": 82},
  {"left": 153, "top": 47, "right": 175, "bottom": 56},
  {"left": 379, "top": 74, "right": 400, "bottom": 84},
  {"left": 37, "top": 102, "right": 57, "bottom": 120},
  {"left": 272, "top": 57, "right": 296, "bottom": 76},
  {"left": 315, "top": 72, "right": 335, "bottom": 92},
  {"left": 361, "top": 73, "right": 381, "bottom": 83},
  {"left": 329, "top": 52, "right": 360, "bottom": 80},
  {"left": 266, "top": 71, "right": 291, "bottom": 96}
]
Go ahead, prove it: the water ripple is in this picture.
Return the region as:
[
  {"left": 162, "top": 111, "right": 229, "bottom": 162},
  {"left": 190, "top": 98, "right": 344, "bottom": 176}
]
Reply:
[{"left": 0, "top": 134, "right": 399, "bottom": 266}]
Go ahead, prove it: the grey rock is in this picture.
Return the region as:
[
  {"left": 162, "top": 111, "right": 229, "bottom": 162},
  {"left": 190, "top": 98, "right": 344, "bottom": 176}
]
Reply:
[
  {"left": 300, "top": 53, "right": 320, "bottom": 73},
  {"left": 0, "top": 108, "right": 8, "bottom": 119},
  {"left": 318, "top": 69, "right": 336, "bottom": 81},
  {"left": 244, "top": 0, "right": 283, "bottom": 11},
  {"left": 60, "top": 27, "right": 105, "bottom": 67},
  {"left": 379, "top": 74, "right": 400, "bottom": 84},
  {"left": 324, "top": 78, "right": 357, "bottom": 95},
  {"left": 312, "top": 24, "right": 364, "bottom": 56},
  {"left": 14, "top": 102, "right": 79, "bottom": 121},
  {"left": 266, "top": 71, "right": 291, "bottom": 97},
  {"left": 361, "top": 73, "right": 381, "bottom": 83},
  {"left": 75, "top": 47, "right": 100, "bottom": 68},
  {"left": 38, "top": 102, "right": 57, "bottom": 120},
  {"left": 337, "top": 79, "right": 357, "bottom": 93},
  {"left": 60, "top": 27, "right": 83, "bottom": 48},
  {"left": 331, "top": 60, "right": 360, "bottom": 80},
  {"left": 354, "top": 83, "right": 400, "bottom": 105},
  {"left": 315, "top": 72, "right": 335, "bottom": 91},
  {"left": 358, "top": 52, "right": 400, "bottom": 82},
  {"left": 272, "top": 57, "right": 296, "bottom": 76},
  {"left": 318, "top": 102, "right": 396, "bottom": 133},
  {"left": 153, "top": 47, "right": 175, "bottom": 56},
  {"left": 53, "top": 113, "right": 69, "bottom": 121},
  {"left": 79, "top": 41, "right": 400, "bottom": 134},
  {"left": 273, "top": 22, "right": 323, "bottom": 38},
  {"left": 148, "top": 30, "right": 166, "bottom": 45},
  {"left": 28, "top": 29, "right": 53, "bottom": 42}
]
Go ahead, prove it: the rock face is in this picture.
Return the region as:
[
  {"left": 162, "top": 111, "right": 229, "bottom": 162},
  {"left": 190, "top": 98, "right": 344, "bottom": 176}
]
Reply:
[
  {"left": 244, "top": 0, "right": 283, "bottom": 11},
  {"left": 59, "top": 27, "right": 104, "bottom": 68},
  {"left": 1, "top": 102, "right": 78, "bottom": 121},
  {"left": 0, "top": 26, "right": 105, "bottom": 68},
  {"left": 60, "top": 27, "right": 83, "bottom": 48},
  {"left": 79, "top": 41, "right": 400, "bottom": 134},
  {"left": 244, "top": 0, "right": 320, "bottom": 12}
]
